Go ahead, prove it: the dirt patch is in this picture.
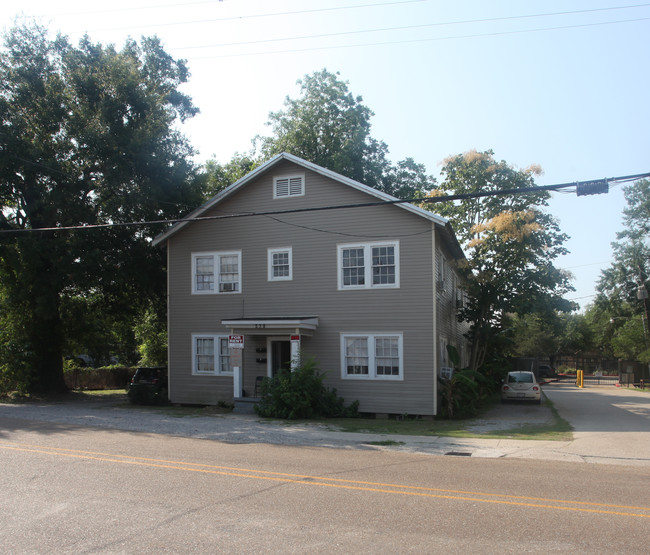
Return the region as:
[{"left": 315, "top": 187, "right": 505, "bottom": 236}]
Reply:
[{"left": 466, "top": 400, "right": 554, "bottom": 433}]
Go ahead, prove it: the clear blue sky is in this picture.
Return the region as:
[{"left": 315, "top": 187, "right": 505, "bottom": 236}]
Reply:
[{"left": 3, "top": 0, "right": 649, "bottom": 309}]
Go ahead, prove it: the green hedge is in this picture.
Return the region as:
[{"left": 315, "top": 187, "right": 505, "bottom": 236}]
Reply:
[{"left": 63, "top": 366, "right": 135, "bottom": 390}]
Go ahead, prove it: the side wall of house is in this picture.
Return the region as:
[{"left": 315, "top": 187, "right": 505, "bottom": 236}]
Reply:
[
  {"left": 166, "top": 160, "right": 440, "bottom": 414},
  {"left": 435, "top": 235, "right": 471, "bottom": 375}
]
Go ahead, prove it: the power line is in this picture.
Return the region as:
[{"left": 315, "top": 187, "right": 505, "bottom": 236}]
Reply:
[
  {"left": 22, "top": 0, "right": 426, "bottom": 26},
  {"left": 169, "top": 3, "right": 650, "bottom": 51},
  {"left": 182, "top": 16, "right": 650, "bottom": 59},
  {"left": 2, "top": 172, "right": 649, "bottom": 235},
  {"left": 23, "top": 0, "right": 224, "bottom": 18}
]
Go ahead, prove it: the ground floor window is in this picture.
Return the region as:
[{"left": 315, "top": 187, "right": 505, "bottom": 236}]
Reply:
[
  {"left": 341, "top": 333, "right": 403, "bottom": 380},
  {"left": 192, "top": 334, "right": 232, "bottom": 375}
]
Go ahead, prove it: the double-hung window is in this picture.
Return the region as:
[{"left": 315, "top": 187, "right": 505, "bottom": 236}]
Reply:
[
  {"left": 341, "top": 333, "right": 403, "bottom": 380},
  {"left": 192, "top": 334, "right": 232, "bottom": 375},
  {"left": 192, "top": 251, "right": 241, "bottom": 294},
  {"left": 338, "top": 241, "right": 399, "bottom": 290},
  {"left": 268, "top": 247, "right": 293, "bottom": 281}
]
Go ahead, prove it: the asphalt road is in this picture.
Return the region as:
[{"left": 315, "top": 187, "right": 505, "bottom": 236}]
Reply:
[
  {"left": 541, "top": 382, "right": 650, "bottom": 463},
  {"left": 2, "top": 414, "right": 650, "bottom": 553}
]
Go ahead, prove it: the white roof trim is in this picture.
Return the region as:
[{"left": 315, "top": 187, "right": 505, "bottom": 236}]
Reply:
[
  {"left": 152, "top": 152, "right": 451, "bottom": 246},
  {"left": 222, "top": 317, "right": 319, "bottom": 336}
]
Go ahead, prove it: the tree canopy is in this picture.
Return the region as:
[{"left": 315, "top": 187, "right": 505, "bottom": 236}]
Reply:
[
  {"left": 0, "top": 23, "right": 202, "bottom": 392},
  {"left": 254, "top": 69, "right": 435, "bottom": 199},
  {"left": 429, "top": 150, "right": 574, "bottom": 370},
  {"left": 593, "top": 179, "right": 650, "bottom": 364}
]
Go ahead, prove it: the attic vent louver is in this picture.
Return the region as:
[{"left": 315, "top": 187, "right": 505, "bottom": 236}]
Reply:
[{"left": 274, "top": 174, "right": 304, "bottom": 198}]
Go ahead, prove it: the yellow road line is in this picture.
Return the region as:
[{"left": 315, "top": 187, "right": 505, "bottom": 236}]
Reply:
[{"left": 2, "top": 440, "right": 649, "bottom": 519}]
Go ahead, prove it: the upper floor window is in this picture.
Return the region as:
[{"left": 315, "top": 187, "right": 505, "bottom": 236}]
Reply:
[
  {"left": 341, "top": 333, "right": 403, "bottom": 380},
  {"left": 338, "top": 241, "right": 399, "bottom": 290},
  {"left": 437, "top": 249, "right": 447, "bottom": 293},
  {"left": 268, "top": 247, "right": 293, "bottom": 281},
  {"left": 192, "top": 334, "right": 232, "bottom": 375},
  {"left": 273, "top": 174, "right": 305, "bottom": 199},
  {"left": 192, "top": 251, "right": 241, "bottom": 294}
]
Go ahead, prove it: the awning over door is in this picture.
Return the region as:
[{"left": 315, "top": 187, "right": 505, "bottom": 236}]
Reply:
[{"left": 221, "top": 316, "right": 319, "bottom": 336}]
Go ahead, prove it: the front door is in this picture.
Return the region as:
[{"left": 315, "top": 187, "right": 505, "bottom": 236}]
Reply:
[{"left": 270, "top": 340, "right": 291, "bottom": 377}]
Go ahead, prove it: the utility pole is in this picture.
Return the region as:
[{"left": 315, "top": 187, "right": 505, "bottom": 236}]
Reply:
[{"left": 637, "top": 271, "right": 650, "bottom": 380}]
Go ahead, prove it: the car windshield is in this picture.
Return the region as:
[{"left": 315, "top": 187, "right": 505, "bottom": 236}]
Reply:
[{"left": 508, "top": 372, "right": 534, "bottom": 383}]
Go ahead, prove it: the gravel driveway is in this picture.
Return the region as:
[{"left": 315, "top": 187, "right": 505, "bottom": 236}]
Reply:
[
  {"left": 0, "top": 392, "right": 554, "bottom": 455},
  {"left": 3, "top": 387, "right": 649, "bottom": 466}
]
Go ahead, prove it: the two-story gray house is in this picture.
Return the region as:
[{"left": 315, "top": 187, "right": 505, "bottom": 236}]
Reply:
[{"left": 153, "top": 153, "right": 469, "bottom": 416}]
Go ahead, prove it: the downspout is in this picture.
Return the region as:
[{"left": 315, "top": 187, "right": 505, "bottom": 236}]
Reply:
[{"left": 432, "top": 222, "right": 438, "bottom": 416}]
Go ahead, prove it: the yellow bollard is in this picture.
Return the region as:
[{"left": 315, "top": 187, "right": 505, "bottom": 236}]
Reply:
[{"left": 576, "top": 370, "right": 584, "bottom": 388}]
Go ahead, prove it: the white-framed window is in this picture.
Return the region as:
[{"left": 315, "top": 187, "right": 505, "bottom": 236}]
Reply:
[
  {"left": 273, "top": 174, "right": 305, "bottom": 199},
  {"left": 439, "top": 336, "right": 453, "bottom": 379},
  {"left": 191, "top": 251, "right": 241, "bottom": 294},
  {"left": 192, "top": 334, "right": 232, "bottom": 375},
  {"left": 341, "top": 333, "right": 403, "bottom": 380},
  {"left": 268, "top": 247, "right": 293, "bottom": 281},
  {"left": 337, "top": 241, "right": 399, "bottom": 290},
  {"left": 437, "top": 249, "right": 447, "bottom": 292}
]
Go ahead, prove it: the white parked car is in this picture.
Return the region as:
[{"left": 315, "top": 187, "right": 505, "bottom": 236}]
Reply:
[{"left": 501, "top": 371, "right": 542, "bottom": 404}]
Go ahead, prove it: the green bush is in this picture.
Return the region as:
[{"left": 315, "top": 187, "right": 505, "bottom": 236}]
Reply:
[
  {"left": 134, "top": 308, "right": 168, "bottom": 366},
  {"left": 254, "top": 358, "right": 358, "bottom": 419},
  {"left": 63, "top": 364, "right": 134, "bottom": 390},
  {"left": 437, "top": 345, "right": 489, "bottom": 419}
]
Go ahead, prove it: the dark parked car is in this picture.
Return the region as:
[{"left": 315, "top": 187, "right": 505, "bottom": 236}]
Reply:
[
  {"left": 127, "top": 367, "right": 168, "bottom": 405},
  {"left": 537, "top": 365, "right": 556, "bottom": 379}
]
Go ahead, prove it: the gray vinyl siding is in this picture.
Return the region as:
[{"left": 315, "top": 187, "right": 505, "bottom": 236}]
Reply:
[
  {"left": 435, "top": 238, "right": 471, "bottom": 372},
  {"left": 166, "top": 160, "right": 446, "bottom": 414}
]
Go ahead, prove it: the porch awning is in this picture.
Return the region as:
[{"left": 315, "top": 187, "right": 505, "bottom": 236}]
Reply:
[{"left": 221, "top": 316, "right": 319, "bottom": 337}]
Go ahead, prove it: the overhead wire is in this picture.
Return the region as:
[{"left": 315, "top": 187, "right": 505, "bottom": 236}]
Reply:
[
  {"left": 181, "top": 16, "right": 650, "bottom": 59},
  {"left": 9, "top": 2, "right": 650, "bottom": 58},
  {"left": 18, "top": 0, "right": 426, "bottom": 23},
  {"left": 167, "top": 3, "right": 650, "bottom": 51},
  {"left": 1, "top": 172, "right": 648, "bottom": 234}
]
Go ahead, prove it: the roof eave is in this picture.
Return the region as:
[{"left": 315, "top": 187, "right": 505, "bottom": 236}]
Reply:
[{"left": 151, "top": 152, "right": 459, "bottom": 255}]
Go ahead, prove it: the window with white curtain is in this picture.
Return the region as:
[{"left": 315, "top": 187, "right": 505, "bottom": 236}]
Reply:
[
  {"left": 341, "top": 333, "right": 403, "bottom": 380},
  {"left": 192, "top": 335, "right": 232, "bottom": 375},
  {"left": 338, "top": 241, "right": 399, "bottom": 290}
]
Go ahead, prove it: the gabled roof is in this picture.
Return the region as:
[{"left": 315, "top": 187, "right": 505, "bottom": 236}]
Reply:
[{"left": 152, "top": 152, "right": 464, "bottom": 259}]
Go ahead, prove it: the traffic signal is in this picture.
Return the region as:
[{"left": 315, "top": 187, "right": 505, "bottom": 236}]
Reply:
[{"left": 576, "top": 179, "right": 609, "bottom": 196}]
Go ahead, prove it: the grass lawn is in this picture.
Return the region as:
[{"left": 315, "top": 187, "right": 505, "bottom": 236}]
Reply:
[{"left": 319, "top": 402, "right": 573, "bottom": 442}]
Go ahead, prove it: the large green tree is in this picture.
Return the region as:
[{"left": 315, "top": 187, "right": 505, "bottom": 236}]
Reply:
[
  {"left": 0, "top": 23, "right": 202, "bottom": 393},
  {"left": 256, "top": 69, "right": 434, "bottom": 199},
  {"left": 510, "top": 311, "right": 594, "bottom": 366},
  {"left": 200, "top": 152, "right": 259, "bottom": 198},
  {"left": 429, "top": 150, "right": 574, "bottom": 371},
  {"left": 594, "top": 179, "right": 650, "bottom": 364}
]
